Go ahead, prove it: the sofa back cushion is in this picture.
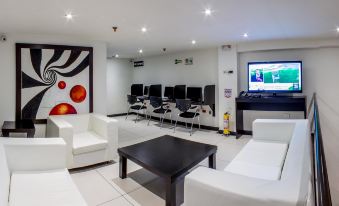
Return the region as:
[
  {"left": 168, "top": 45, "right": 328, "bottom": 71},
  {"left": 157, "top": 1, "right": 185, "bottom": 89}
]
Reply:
[
  {"left": 0, "top": 144, "right": 10, "bottom": 206},
  {"left": 60, "top": 114, "right": 90, "bottom": 134},
  {"left": 253, "top": 119, "right": 296, "bottom": 143}
]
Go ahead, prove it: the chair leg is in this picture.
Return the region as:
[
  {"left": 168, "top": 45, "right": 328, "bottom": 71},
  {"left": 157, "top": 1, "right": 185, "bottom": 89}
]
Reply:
[
  {"left": 185, "top": 120, "right": 188, "bottom": 129},
  {"left": 147, "top": 112, "right": 152, "bottom": 126},
  {"left": 135, "top": 111, "right": 139, "bottom": 123},
  {"left": 125, "top": 108, "right": 131, "bottom": 120},
  {"left": 173, "top": 115, "right": 179, "bottom": 133},
  {"left": 198, "top": 116, "right": 201, "bottom": 130},
  {"left": 160, "top": 114, "right": 165, "bottom": 128},
  {"left": 190, "top": 117, "right": 195, "bottom": 136},
  {"left": 170, "top": 113, "right": 172, "bottom": 125}
]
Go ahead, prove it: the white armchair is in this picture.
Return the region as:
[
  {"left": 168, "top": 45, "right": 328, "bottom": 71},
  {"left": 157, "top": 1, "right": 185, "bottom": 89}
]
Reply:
[
  {"left": 46, "top": 113, "right": 118, "bottom": 169},
  {"left": 0, "top": 138, "right": 87, "bottom": 206}
]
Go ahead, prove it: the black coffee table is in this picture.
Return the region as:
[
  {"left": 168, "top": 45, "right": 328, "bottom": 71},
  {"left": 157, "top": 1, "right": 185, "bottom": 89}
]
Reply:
[{"left": 118, "top": 135, "right": 217, "bottom": 206}]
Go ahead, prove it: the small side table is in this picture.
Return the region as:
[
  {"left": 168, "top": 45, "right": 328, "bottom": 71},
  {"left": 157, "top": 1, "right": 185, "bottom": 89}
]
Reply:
[{"left": 2, "top": 120, "right": 35, "bottom": 138}]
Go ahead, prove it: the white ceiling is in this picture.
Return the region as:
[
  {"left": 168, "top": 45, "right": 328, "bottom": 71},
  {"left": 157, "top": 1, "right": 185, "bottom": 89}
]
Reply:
[{"left": 1, "top": 0, "right": 339, "bottom": 58}]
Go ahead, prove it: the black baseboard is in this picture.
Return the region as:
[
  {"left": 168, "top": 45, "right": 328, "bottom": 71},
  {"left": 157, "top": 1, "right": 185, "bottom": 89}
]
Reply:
[
  {"left": 125, "top": 112, "right": 219, "bottom": 131},
  {"left": 218, "top": 130, "right": 237, "bottom": 136},
  {"left": 107, "top": 113, "right": 128, "bottom": 117}
]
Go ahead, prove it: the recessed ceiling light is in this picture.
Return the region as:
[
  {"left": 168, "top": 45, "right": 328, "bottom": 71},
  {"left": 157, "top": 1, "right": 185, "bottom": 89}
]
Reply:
[
  {"left": 243, "top": 33, "right": 249, "bottom": 38},
  {"left": 204, "top": 9, "right": 212, "bottom": 16},
  {"left": 65, "top": 13, "right": 73, "bottom": 20},
  {"left": 139, "top": 49, "right": 143, "bottom": 54},
  {"left": 336, "top": 27, "right": 339, "bottom": 33},
  {"left": 191, "top": 40, "right": 196, "bottom": 45},
  {"left": 115, "top": 54, "right": 119, "bottom": 58},
  {"left": 141, "top": 27, "right": 147, "bottom": 33}
]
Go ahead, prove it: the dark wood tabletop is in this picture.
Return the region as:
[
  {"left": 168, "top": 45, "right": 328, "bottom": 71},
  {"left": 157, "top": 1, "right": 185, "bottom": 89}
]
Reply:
[
  {"left": 118, "top": 135, "right": 217, "bottom": 206},
  {"left": 2, "top": 120, "right": 35, "bottom": 138}
]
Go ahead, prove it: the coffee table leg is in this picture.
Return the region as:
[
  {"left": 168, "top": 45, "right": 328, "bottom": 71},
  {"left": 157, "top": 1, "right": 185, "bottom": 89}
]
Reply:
[
  {"left": 208, "top": 153, "right": 216, "bottom": 169},
  {"left": 119, "top": 155, "right": 127, "bottom": 179},
  {"left": 166, "top": 179, "right": 176, "bottom": 206}
]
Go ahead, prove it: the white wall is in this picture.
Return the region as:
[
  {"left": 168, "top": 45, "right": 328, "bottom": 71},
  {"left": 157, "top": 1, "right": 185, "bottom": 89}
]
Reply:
[
  {"left": 107, "top": 58, "right": 133, "bottom": 114},
  {"left": 0, "top": 33, "right": 107, "bottom": 136},
  {"left": 238, "top": 47, "right": 339, "bottom": 205},
  {"left": 218, "top": 46, "right": 238, "bottom": 131},
  {"left": 133, "top": 48, "right": 219, "bottom": 127}
]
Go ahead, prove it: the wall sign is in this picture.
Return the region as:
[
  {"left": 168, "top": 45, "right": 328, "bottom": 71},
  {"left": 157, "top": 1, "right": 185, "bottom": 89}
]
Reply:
[
  {"left": 175, "top": 59, "right": 182, "bottom": 64},
  {"left": 134, "top": 61, "right": 144, "bottom": 67},
  {"left": 185, "top": 57, "right": 193, "bottom": 65},
  {"left": 16, "top": 43, "right": 93, "bottom": 123},
  {"left": 224, "top": 89, "right": 232, "bottom": 98}
]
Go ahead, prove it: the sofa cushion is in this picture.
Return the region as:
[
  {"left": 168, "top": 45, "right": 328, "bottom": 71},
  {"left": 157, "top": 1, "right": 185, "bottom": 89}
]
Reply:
[
  {"left": 225, "top": 161, "right": 282, "bottom": 181},
  {"left": 9, "top": 169, "right": 87, "bottom": 206},
  {"left": 225, "top": 139, "right": 288, "bottom": 180},
  {"left": 73, "top": 131, "right": 108, "bottom": 155},
  {"left": 0, "top": 144, "right": 10, "bottom": 206}
]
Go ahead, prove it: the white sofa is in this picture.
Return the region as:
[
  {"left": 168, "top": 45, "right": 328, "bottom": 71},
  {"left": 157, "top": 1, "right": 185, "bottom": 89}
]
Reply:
[
  {"left": 185, "top": 119, "right": 311, "bottom": 206},
  {"left": 0, "top": 138, "right": 87, "bottom": 206},
  {"left": 46, "top": 113, "right": 118, "bottom": 169}
]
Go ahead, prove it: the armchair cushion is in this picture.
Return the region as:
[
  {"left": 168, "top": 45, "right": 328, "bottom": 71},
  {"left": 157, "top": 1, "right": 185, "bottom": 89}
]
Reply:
[
  {"left": 9, "top": 169, "right": 87, "bottom": 206},
  {"left": 73, "top": 132, "right": 108, "bottom": 155}
]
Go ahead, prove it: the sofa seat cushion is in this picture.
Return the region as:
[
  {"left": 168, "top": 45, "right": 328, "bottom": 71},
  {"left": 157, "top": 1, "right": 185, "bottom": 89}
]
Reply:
[
  {"left": 225, "top": 140, "right": 288, "bottom": 180},
  {"left": 73, "top": 131, "right": 108, "bottom": 155},
  {"left": 9, "top": 169, "right": 87, "bottom": 206}
]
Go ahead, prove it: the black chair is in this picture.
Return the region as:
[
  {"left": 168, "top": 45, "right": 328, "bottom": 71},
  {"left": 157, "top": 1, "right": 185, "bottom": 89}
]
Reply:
[
  {"left": 147, "top": 96, "right": 172, "bottom": 128},
  {"left": 126, "top": 95, "right": 147, "bottom": 123},
  {"left": 173, "top": 99, "right": 200, "bottom": 136}
]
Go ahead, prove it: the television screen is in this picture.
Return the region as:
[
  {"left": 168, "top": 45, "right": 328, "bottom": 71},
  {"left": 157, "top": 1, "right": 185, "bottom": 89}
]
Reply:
[{"left": 248, "top": 61, "right": 302, "bottom": 93}]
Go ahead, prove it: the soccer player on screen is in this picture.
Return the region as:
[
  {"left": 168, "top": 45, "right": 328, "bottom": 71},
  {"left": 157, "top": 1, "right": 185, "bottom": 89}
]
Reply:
[{"left": 255, "top": 69, "right": 263, "bottom": 82}]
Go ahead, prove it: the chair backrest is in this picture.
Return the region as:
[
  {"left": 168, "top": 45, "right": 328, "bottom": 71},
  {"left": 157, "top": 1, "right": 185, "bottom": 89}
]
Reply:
[
  {"left": 55, "top": 114, "right": 91, "bottom": 134},
  {"left": 127, "top": 95, "right": 138, "bottom": 105},
  {"left": 149, "top": 96, "right": 163, "bottom": 109},
  {"left": 0, "top": 143, "right": 10, "bottom": 206},
  {"left": 176, "top": 99, "right": 192, "bottom": 113}
]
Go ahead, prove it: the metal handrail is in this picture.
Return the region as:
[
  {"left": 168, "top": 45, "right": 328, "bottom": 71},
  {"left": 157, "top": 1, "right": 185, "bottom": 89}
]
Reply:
[{"left": 310, "top": 93, "right": 332, "bottom": 206}]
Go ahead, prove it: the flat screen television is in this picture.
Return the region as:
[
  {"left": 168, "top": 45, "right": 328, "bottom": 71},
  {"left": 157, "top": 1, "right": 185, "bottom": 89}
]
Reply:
[{"left": 248, "top": 61, "right": 302, "bottom": 93}]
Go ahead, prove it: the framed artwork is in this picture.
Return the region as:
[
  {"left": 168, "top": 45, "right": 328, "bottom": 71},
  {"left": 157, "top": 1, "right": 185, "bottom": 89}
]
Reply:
[{"left": 16, "top": 43, "right": 93, "bottom": 123}]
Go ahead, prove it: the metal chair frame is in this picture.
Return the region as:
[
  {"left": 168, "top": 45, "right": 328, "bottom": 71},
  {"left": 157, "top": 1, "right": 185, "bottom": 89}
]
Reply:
[{"left": 173, "top": 99, "right": 201, "bottom": 136}]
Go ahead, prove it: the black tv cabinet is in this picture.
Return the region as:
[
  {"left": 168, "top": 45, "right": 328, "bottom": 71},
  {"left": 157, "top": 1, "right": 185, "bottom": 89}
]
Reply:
[{"left": 235, "top": 96, "right": 307, "bottom": 138}]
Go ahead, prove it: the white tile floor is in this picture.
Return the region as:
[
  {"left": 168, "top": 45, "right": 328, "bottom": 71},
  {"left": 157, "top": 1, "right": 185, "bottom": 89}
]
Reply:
[{"left": 70, "top": 115, "right": 251, "bottom": 206}]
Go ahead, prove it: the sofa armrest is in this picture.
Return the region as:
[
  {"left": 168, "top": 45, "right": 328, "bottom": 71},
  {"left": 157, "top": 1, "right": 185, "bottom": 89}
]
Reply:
[
  {"left": 185, "top": 167, "right": 297, "bottom": 206},
  {"left": 252, "top": 119, "right": 297, "bottom": 143},
  {"left": 46, "top": 117, "right": 74, "bottom": 167},
  {"left": 91, "top": 114, "right": 119, "bottom": 158},
  {"left": 91, "top": 114, "right": 118, "bottom": 138},
  {"left": 1, "top": 138, "right": 67, "bottom": 172}
]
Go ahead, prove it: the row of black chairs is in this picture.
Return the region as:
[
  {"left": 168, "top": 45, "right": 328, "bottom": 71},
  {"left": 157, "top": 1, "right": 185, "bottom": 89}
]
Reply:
[{"left": 126, "top": 95, "right": 200, "bottom": 136}]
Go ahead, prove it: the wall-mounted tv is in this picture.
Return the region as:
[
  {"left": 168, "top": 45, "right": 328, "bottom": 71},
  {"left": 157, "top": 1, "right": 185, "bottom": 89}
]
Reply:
[{"left": 248, "top": 61, "right": 302, "bottom": 93}]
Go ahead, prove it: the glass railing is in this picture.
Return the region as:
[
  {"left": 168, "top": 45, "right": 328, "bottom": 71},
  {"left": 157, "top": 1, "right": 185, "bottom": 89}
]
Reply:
[{"left": 308, "top": 93, "right": 332, "bottom": 206}]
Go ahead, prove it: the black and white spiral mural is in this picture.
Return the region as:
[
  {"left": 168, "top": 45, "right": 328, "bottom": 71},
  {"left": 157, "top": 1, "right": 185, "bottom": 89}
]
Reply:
[{"left": 16, "top": 44, "right": 93, "bottom": 122}]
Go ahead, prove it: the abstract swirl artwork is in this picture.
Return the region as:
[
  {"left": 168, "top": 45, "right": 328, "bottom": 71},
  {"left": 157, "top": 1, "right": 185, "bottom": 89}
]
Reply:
[{"left": 16, "top": 43, "right": 93, "bottom": 123}]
